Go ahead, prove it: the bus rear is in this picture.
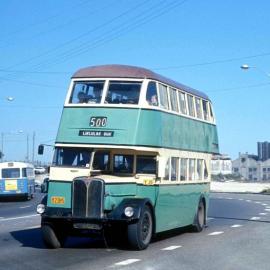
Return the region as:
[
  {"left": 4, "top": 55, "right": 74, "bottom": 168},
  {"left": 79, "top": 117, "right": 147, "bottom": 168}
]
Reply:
[{"left": 0, "top": 162, "right": 35, "bottom": 199}]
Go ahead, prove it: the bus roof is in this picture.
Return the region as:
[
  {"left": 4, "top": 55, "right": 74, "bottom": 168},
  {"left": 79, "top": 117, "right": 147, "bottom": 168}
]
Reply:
[
  {"left": 72, "top": 64, "right": 210, "bottom": 100},
  {"left": 0, "top": 162, "right": 34, "bottom": 169}
]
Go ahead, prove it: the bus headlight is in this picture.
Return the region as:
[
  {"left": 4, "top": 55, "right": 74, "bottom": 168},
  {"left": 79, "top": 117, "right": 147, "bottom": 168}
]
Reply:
[
  {"left": 124, "top": 206, "right": 134, "bottom": 218},
  {"left": 37, "top": 204, "right": 45, "bottom": 214}
]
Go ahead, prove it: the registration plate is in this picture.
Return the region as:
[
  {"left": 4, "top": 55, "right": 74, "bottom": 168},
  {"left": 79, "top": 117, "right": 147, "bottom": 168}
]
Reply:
[
  {"left": 5, "top": 180, "right": 18, "bottom": 191},
  {"left": 51, "top": 196, "right": 65, "bottom": 205}
]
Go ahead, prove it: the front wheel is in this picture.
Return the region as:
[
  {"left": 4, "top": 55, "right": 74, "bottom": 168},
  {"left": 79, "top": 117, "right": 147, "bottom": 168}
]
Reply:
[
  {"left": 127, "top": 205, "right": 153, "bottom": 250},
  {"left": 192, "top": 200, "right": 205, "bottom": 232},
  {"left": 41, "top": 224, "right": 66, "bottom": 249}
]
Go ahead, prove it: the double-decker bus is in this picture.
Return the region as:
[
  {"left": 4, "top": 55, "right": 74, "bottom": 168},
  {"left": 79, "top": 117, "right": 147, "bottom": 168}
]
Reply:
[
  {"left": 37, "top": 64, "right": 219, "bottom": 250},
  {"left": 0, "top": 162, "right": 35, "bottom": 199}
]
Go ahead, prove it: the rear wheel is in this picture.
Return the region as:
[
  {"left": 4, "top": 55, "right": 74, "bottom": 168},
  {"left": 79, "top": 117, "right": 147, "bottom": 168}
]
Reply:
[
  {"left": 192, "top": 200, "right": 205, "bottom": 232},
  {"left": 127, "top": 205, "right": 153, "bottom": 250},
  {"left": 41, "top": 224, "right": 66, "bottom": 249}
]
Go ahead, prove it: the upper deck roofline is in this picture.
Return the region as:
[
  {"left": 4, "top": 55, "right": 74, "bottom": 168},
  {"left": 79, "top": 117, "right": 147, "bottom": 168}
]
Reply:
[{"left": 72, "top": 64, "right": 210, "bottom": 100}]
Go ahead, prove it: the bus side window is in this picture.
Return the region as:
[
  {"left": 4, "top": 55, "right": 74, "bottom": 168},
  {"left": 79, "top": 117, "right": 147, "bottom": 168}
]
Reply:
[
  {"left": 136, "top": 156, "right": 156, "bottom": 174},
  {"left": 158, "top": 83, "right": 169, "bottom": 110},
  {"left": 170, "top": 157, "right": 179, "bottom": 181},
  {"left": 146, "top": 81, "right": 158, "bottom": 106},
  {"left": 209, "top": 103, "right": 215, "bottom": 122},
  {"left": 187, "top": 95, "right": 195, "bottom": 117},
  {"left": 202, "top": 100, "right": 209, "bottom": 121},
  {"left": 188, "top": 159, "right": 195, "bottom": 180},
  {"left": 22, "top": 168, "right": 27, "bottom": 177},
  {"left": 164, "top": 158, "right": 170, "bottom": 180},
  {"left": 178, "top": 92, "right": 187, "bottom": 115},
  {"left": 180, "top": 158, "right": 188, "bottom": 181},
  {"left": 169, "top": 88, "right": 179, "bottom": 113},
  {"left": 204, "top": 160, "right": 209, "bottom": 180},
  {"left": 196, "top": 159, "right": 203, "bottom": 180},
  {"left": 195, "top": 97, "right": 202, "bottom": 119}
]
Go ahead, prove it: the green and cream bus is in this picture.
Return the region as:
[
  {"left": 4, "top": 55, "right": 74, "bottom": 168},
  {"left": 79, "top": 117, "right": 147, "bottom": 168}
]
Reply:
[{"left": 37, "top": 64, "right": 219, "bottom": 250}]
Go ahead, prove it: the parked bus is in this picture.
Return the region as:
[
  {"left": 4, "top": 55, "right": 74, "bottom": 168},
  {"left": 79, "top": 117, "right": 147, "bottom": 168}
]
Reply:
[
  {"left": 37, "top": 64, "right": 219, "bottom": 250},
  {"left": 0, "top": 162, "right": 35, "bottom": 199}
]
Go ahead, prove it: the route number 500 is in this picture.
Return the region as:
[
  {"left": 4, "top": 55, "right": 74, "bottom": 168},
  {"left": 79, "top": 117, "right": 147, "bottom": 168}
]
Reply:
[{"left": 90, "top": 117, "right": 107, "bottom": 127}]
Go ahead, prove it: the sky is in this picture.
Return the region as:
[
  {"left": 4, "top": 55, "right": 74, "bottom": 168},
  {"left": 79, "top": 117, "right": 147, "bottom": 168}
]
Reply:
[{"left": 0, "top": 0, "right": 269, "bottom": 163}]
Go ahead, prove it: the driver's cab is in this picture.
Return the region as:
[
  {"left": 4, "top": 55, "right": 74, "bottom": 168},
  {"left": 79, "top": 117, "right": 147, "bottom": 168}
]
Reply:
[{"left": 49, "top": 147, "right": 158, "bottom": 183}]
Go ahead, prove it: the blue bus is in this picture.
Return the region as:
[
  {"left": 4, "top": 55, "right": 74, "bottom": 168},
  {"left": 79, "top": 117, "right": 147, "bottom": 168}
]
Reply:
[{"left": 0, "top": 162, "right": 35, "bottom": 200}]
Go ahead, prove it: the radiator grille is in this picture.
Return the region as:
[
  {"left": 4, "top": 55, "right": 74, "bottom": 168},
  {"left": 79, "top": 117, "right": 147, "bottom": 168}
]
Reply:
[{"left": 72, "top": 178, "right": 104, "bottom": 219}]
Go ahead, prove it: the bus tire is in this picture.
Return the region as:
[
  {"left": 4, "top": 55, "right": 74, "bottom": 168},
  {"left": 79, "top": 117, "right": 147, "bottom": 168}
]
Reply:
[
  {"left": 41, "top": 224, "right": 65, "bottom": 249},
  {"left": 127, "top": 205, "right": 153, "bottom": 250},
  {"left": 192, "top": 199, "right": 205, "bottom": 232}
]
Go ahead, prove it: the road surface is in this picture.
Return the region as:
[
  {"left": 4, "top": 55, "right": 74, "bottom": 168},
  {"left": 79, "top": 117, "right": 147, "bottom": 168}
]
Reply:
[{"left": 0, "top": 192, "right": 270, "bottom": 270}]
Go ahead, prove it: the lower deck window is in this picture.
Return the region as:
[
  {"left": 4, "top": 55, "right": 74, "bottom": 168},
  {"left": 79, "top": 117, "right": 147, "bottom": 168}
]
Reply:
[
  {"left": 180, "top": 159, "right": 188, "bottom": 181},
  {"left": 171, "top": 157, "right": 179, "bottom": 181},
  {"left": 114, "top": 155, "right": 134, "bottom": 173},
  {"left": 188, "top": 159, "right": 195, "bottom": 181},
  {"left": 93, "top": 152, "right": 110, "bottom": 171},
  {"left": 136, "top": 156, "right": 156, "bottom": 174},
  {"left": 53, "top": 148, "right": 92, "bottom": 167}
]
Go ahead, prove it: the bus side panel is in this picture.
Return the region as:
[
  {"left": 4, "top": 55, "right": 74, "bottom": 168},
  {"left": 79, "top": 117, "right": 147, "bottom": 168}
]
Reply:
[
  {"left": 154, "top": 183, "right": 210, "bottom": 233},
  {"left": 137, "top": 110, "right": 219, "bottom": 153}
]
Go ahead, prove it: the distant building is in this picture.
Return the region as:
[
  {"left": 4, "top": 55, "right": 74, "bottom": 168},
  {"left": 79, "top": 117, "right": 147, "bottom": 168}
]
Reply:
[
  {"left": 258, "top": 141, "right": 270, "bottom": 161},
  {"left": 232, "top": 153, "right": 270, "bottom": 181},
  {"left": 211, "top": 154, "right": 232, "bottom": 175}
]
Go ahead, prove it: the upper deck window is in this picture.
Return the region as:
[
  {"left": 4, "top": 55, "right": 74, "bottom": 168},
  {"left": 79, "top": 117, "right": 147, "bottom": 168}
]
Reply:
[
  {"left": 187, "top": 95, "right": 195, "bottom": 117},
  {"left": 69, "top": 81, "right": 105, "bottom": 104},
  {"left": 158, "top": 83, "right": 169, "bottom": 110},
  {"left": 105, "top": 81, "right": 141, "bottom": 104},
  {"left": 178, "top": 92, "right": 187, "bottom": 115},
  {"left": 146, "top": 81, "right": 158, "bottom": 106},
  {"left": 169, "top": 88, "right": 179, "bottom": 113},
  {"left": 202, "top": 100, "right": 209, "bottom": 121},
  {"left": 195, "top": 97, "right": 202, "bottom": 119}
]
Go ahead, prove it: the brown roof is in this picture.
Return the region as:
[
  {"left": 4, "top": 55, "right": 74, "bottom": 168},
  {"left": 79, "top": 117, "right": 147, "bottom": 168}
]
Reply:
[{"left": 72, "top": 64, "right": 209, "bottom": 100}]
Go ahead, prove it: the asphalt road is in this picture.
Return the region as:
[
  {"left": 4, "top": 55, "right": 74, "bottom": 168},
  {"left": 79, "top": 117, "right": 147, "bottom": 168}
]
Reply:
[{"left": 0, "top": 192, "right": 270, "bottom": 270}]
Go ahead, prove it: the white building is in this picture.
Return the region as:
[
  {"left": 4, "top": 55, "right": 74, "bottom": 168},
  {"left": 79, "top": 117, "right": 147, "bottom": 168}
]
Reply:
[
  {"left": 232, "top": 153, "right": 270, "bottom": 181},
  {"left": 211, "top": 154, "right": 232, "bottom": 175}
]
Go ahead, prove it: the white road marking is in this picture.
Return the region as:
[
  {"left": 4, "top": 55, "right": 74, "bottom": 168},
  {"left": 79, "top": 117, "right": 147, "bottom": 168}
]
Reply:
[
  {"left": 19, "top": 205, "right": 31, "bottom": 209},
  {"left": 259, "top": 213, "right": 267, "bottom": 216},
  {"left": 231, "top": 224, "right": 243, "bottom": 228},
  {"left": 250, "top": 217, "right": 261, "bottom": 220},
  {"left": 0, "top": 214, "right": 39, "bottom": 222},
  {"left": 207, "top": 217, "right": 214, "bottom": 221},
  {"left": 262, "top": 204, "right": 268, "bottom": 206},
  {"left": 114, "top": 259, "right": 141, "bottom": 266},
  {"left": 161, "top": 245, "right": 182, "bottom": 251},
  {"left": 246, "top": 200, "right": 251, "bottom": 202},
  {"left": 208, "top": 231, "right": 224, "bottom": 236},
  {"left": 264, "top": 209, "right": 270, "bottom": 212}
]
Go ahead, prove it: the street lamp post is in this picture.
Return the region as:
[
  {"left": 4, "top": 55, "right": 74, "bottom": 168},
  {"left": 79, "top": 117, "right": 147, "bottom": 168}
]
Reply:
[{"left": 240, "top": 64, "right": 270, "bottom": 77}]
